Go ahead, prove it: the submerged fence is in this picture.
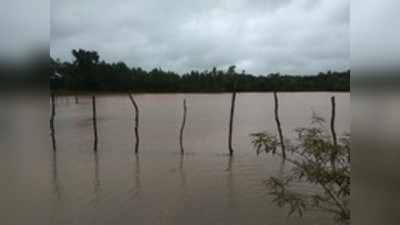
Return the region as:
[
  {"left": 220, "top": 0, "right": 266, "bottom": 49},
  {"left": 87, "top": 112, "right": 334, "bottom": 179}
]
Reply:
[{"left": 49, "top": 93, "right": 338, "bottom": 157}]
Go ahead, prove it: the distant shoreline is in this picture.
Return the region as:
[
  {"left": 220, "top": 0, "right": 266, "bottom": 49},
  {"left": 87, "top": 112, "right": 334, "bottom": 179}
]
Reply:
[{"left": 51, "top": 90, "right": 350, "bottom": 96}]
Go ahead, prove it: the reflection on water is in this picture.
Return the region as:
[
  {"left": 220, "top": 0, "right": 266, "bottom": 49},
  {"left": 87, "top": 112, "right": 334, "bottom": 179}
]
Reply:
[
  {"left": 2, "top": 93, "right": 349, "bottom": 225},
  {"left": 50, "top": 129, "right": 57, "bottom": 151},
  {"left": 93, "top": 151, "right": 101, "bottom": 195},
  {"left": 129, "top": 153, "right": 142, "bottom": 199},
  {"left": 51, "top": 150, "right": 61, "bottom": 200},
  {"left": 226, "top": 156, "right": 236, "bottom": 208},
  {"left": 179, "top": 154, "right": 186, "bottom": 189}
]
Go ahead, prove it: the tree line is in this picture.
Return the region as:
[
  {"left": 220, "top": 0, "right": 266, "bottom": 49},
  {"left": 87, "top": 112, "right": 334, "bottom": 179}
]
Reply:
[{"left": 50, "top": 49, "right": 350, "bottom": 92}]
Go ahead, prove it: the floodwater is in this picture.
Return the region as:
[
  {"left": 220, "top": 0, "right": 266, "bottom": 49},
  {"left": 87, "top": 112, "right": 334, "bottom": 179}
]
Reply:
[{"left": 0, "top": 92, "right": 350, "bottom": 225}]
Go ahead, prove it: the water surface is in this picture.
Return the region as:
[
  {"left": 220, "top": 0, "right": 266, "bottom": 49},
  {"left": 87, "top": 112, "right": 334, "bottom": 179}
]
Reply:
[{"left": 1, "top": 92, "right": 350, "bottom": 225}]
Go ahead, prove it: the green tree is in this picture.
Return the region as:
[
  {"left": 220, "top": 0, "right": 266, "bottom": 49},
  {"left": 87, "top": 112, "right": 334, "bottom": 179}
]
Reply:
[
  {"left": 50, "top": 49, "right": 350, "bottom": 92},
  {"left": 71, "top": 49, "right": 100, "bottom": 90},
  {"left": 250, "top": 115, "right": 350, "bottom": 224}
]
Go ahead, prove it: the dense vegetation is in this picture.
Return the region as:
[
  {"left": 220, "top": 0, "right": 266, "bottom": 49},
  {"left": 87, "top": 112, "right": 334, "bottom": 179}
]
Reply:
[{"left": 50, "top": 49, "right": 350, "bottom": 92}]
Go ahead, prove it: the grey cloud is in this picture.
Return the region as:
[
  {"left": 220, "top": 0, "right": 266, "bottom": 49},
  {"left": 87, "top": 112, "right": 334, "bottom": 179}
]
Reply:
[
  {"left": 352, "top": 0, "right": 400, "bottom": 73},
  {"left": 51, "top": 0, "right": 349, "bottom": 74},
  {"left": 0, "top": 0, "right": 49, "bottom": 62}
]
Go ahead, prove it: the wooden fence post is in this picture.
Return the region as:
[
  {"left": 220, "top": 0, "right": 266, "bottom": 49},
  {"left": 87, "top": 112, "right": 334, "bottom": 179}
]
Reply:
[
  {"left": 330, "top": 96, "right": 337, "bottom": 170},
  {"left": 92, "top": 96, "right": 98, "bottom": 152},
  {"left": 50, "top": 91, "right": 57, "bottom": 151},
  {"left": 228, "top": 91, "right": 236, "bottom": 156},
  {"left": 128, "top": 93, "right": 140, "bottom": 154},
  {"left": 179, "top": 98, "right": 187, "bottom": 154},
  {"left": 273, "top": 91, "right": 286, "bottom": 159}
]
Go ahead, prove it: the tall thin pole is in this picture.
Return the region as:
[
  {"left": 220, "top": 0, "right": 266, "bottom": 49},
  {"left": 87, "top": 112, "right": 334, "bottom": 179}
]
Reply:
[
  {"left": 179, "top": 98, "right": 187, "bottom": 154},
  {"left": 92, "top": 96, "right": 98, "bottom": 152},
  {"left": 128, "top": 93, "right": 140, "bottom": 154},
  {"left": 330, "top": 96, "right": 337, "bottom": 170},
  {"left": 228, "top": 91, "right": 236, "bottom": 156},
  {"left": 50, "top": 91, "right": 57, "bottom": 151},
  {"left": 274, "top": 91, "right": 286, "bottom": 158}
]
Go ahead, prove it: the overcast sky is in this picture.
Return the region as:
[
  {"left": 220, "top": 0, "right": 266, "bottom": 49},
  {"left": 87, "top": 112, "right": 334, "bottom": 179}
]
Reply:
[{"left": 50, "top": 0, "right": 349, "bottom": 75}]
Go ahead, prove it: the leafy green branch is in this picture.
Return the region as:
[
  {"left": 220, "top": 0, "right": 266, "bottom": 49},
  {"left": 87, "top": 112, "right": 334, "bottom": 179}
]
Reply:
[{"left": 250, "top": 116, "right": 350, "bottom": 224}]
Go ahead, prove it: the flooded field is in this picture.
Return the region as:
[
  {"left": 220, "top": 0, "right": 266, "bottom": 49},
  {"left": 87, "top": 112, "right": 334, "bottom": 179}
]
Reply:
[{"left": 1, "top": 92, "right": 350, "bottom": 225}]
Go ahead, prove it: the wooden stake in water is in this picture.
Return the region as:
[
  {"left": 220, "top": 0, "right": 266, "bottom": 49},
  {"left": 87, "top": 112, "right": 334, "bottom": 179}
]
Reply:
[
  {"left": 228, "top": 90, "right": 236, "bottom": 156},
  {"left": 92, "top": 96, "right": 98, "bottom": 152},
  {"left": 330, "top": 96, "right": 337, "bottom": 170},
  {"left": 50, "top": 91, "right": 57, "bottom": 151},
  {"left": 128, "top": 93, "right": 140, "bottom": 154},
  {"left": 179, "top": 98, "right": 187, "bottom": 154},
  {"left": 273, "top": 91, "right": 286, "bottom": 159}
]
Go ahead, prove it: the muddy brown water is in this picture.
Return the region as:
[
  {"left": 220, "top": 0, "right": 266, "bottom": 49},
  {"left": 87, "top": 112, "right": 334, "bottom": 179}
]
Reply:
[{"left": 0, "top": 92, "right": 350, "bottom": 225}]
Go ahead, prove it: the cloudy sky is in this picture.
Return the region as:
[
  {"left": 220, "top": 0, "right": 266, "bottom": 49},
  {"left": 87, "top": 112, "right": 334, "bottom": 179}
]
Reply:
[{"left": 51, "top": 0, "right": 349, "bottom": 75}]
